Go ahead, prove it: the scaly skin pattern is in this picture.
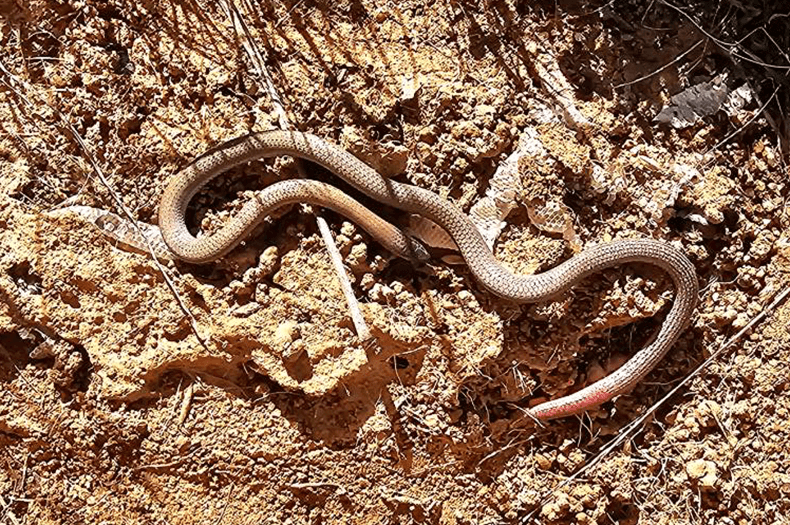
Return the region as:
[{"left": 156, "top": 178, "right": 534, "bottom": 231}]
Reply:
[{"left": 159, "top": 131, "right": 699, "bottom": 421}]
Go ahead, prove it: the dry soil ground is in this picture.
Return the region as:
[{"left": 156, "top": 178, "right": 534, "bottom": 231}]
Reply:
[{"left": 1, "top": 1, "right": 790, "bottom": 524}]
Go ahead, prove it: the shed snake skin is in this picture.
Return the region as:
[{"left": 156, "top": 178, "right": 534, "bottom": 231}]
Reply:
[{"left": 159, "top": 131, "right": 698, "bottom": 421}]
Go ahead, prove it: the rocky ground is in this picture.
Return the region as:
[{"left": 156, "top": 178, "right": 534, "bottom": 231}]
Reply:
[{"left": 1, "top": 1, "right": 789, "bottom": 524}]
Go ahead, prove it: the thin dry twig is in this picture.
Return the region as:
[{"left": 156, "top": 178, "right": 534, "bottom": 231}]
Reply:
[
  {"left": 288, "top": 482, "right": 341, "bottom": 490},
  {"left": 18, "top": 453, "right": 28, "bottom": 495},
  {"left": 521, "top": 285, "right": 790, "bottom": 523},
  {"left": 133, "top": 459, "right": 186, "bottom": 471},
  {"left": 613, "top": 40, "right": 705, "bottom": 89},
  {"left": 477, "top": 438, "right": 529, "bottom": 466},
  {"left": 0, "top": 496, "right": 22, "bottom": 525},
  {"left": 316, "top": 217, "right": 372, "bottom": 341},
  {"left": 219, "top": 0, "right": 290, "bottom": 130},
  {"left": 212, "top": 481, "right": 235, "bottom": 525}
]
